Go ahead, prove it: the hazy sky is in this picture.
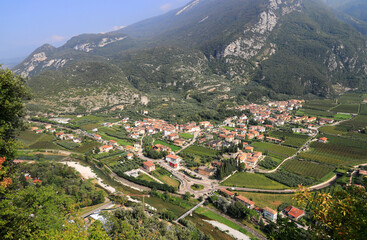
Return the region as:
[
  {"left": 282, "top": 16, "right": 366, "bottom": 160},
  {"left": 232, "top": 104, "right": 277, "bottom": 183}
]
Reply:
[{"left": 0, "top": 0, "right": 190, "bottom": 64}]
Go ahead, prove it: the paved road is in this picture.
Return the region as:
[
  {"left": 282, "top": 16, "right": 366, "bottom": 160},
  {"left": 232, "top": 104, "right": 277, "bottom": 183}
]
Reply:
[{"left": 221, "top": 174, "right": 339, "bottom": 193}]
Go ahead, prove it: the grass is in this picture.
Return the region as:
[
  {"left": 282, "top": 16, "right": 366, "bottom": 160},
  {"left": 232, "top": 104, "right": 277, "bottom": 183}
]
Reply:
[
  {"left": 282, "top": 159, "right": 335, "bottom": 179},
  {"left": 145, "top": 196, "right": 187, "bottom": 216},
  {"left": 222, "top": 126, "right": 235, "bottom": 130},
  {"left": 179, "top": 133, "right": 194, "bottom": 139},
  {"left": 73, "top": 141, "right": 101, "bottom": 154},
  {"left": 234, "top": 192, "right": 298, "bottom": 210},
  {"left": 334, "top": 113, "right": 353, "bottom": 120},
  {"left": 154, "top": 140, "right": 181, "bottom": 152},
  {"left": 331, "top": 104, "right": 360, "bottom": 114},
  {"left": 251, "top": 142, "right": 297, "bottom": 157},
  {"left": 137, "top": 173, "right": 159, "bottom": 183},
  {"left": 269, "top": 131, "right": 310, "bottom": 148},
  {"left": 221, "top": 172, "right": 288, "bottom": 190},
  {"left": 191, "top": 184, "right": 204, "bottom": 191},
  {"left": 182, "top": 145, "right": 218, "bottom": 157},
  {"left": 195, "top": 207, "right": 255, "bottom": 239},
  {"left": 151, "top": 167, "right": 180, "bottom": 189}
]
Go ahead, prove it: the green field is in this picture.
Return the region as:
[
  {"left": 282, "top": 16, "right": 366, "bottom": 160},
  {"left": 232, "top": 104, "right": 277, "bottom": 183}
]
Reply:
[
  {"left": 17, "top": 131, "right": 61, "bottom": 150},
  {"left": 333, "top": 113, "right": 353, "bottom": 121},
  {"left": 73, "top": 141, "right": 101, "bottom": 154},
  {"left": 331, "top": 104, "right": 360, "bottom": 114},
  {"left": 360, "top": 104, "right": 367, "bottom": 115},
  {"left": 151, "top": 167, "right": 180, "bottom": 190},
  {"left": 179, "top": 133, "right": 194, "bottom": 139},
  {"left": 269, "top": 131, "right": 310, "bottom": 148},
  {"left": 300, "top": 134, "right": 367, "bottom": 167},
  {"left": 235, "top": 192, "right": 298, "bottom": 210},
  {"left": 137, "top": 173, "right": 159, "bottom": 183},
  {"left": 282, "top": 159, "right": 335, "bottom": 179},
  {"left": 337, "top": 115, "right": 367, "bottom": 131},
  {"left": 296, "top": 109, "right": 335, "bottom": 118},
  {"left": 195, "top": 207, "right": 255, "bottom": 239},
  {"left": 338, "top": 93, "right": 364, "bottom": 104},
  {"left": 182, "top": 145, "right": 218, "bottom": 157},
  {"left": 319, "top": 125, "right": 367, "bottom": 142},
  {"left": 221, "top": 172, "right": 288, "bottom": 190},
  {"left": 252, "top": 142, "right": 297, "bottom": 157},
  {"left": 154, "top": 140, "right": 181, "bottom": 152},
  {"left": 303, "top": 99, "right": 337, "bottom": 111}
]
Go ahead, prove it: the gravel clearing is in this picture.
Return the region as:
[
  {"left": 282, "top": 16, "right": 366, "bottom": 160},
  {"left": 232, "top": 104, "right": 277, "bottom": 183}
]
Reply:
[
  {"left": 203, "top": 220, "right": 251, "bottom": 240},
  {"left": 62, "top": 161, "right": 116, "bottom": 193}
]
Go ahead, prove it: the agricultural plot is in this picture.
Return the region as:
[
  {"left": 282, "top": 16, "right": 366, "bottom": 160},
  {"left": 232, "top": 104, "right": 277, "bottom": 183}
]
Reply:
[
  {"left": 235, "top": 192, "right": 299, "bottom": 210},
  {"left": 182, "top": 145, "right": 218, "bottom": 157},
  {"left": 18, "top": 131, "right": 60, "bottom": 150},
  {"left": 303, "top": 99, "right": 337, "bottom": 111},
  {"left": 337, "top": 115, "right": 367, "bottom": 131},
  {"left": 338, "top": 93, "right": 364, "bottom": 104},
  {"left": 331, "top": 104, "right": 360, "bottom": 114},
  {"left": 360, "top": 104, "right": 367, "bottom": 115},
  {"left": 319, "top": 126, "right": 367, "bottom": 142},
  {"left": 179, "top": 133, "right": 194, "bottom": 139},
  {"left": 154, "top": 140, "right": 181, "bottom": 152},
  {"left": 252, "top": 142, "right": 297, "bottom": 157},
  {"left": 282, "top": 159, "right": 335, "bottom": 179},
  {"left": 151, "top": 167, "right": 180, "bottom": 190},
  {"left": 269, "top": 131, "right": 309, "bottom": 148},
  {"left": 221, "top": 172, "right": 288, "bottom": 190},
  {"left": 56, "top": 140, "right": 80, "bottom": 150},
  {"left": 296, "top": 109, "right": 335, "bottom": 118},
  {"left": 73, "top": 141, "right": 101, "bottom": 154},
  {"left": 137, "top": 173, "right": 159, "bottom": 183},
  {"left": 300, "top": 134, "right": 367, "bottom": 167}
]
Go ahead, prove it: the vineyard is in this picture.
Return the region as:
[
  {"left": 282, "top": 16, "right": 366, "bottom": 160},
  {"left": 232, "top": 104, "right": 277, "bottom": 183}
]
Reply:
[
  {"left": 303, "top": 99, "right": 337, "bottom": 111},
  {"left": 338, "top": 93, "right": 364, "bottom": 104},
  {"left": 252, "top": 142, "right": 297, "bottom": 157},
  {"left": 338, "top": 115, "right": 367, "bottom": 131},
  {"left": 265, "top": 170, "right": 315, "bottom": 187},
  {"left": 56, "top": 140, "right": 80, "bottom": 150},
  {"left": 269, "top": 131, "right": 310, "bottom": 148},
  {"left": 299, "top": 135, "right": 367, "bottom": 167},
  {"left": 360, "top": 104, "right": 367, "bottom": 115},
  {"left": 296, "top": 109, "right": 335, "bottom": 118},
  {"left": 282, "top": 159, "right": 335, "bottom": 179},
  {"left": 331, "top": 104, "right": 360, "bottom": 114}
]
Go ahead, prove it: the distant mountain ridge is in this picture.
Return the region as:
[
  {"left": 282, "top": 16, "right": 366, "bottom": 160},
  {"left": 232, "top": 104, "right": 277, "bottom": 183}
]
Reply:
[{"left": 13, "top": 0, "right": 367, "bottom": 113}]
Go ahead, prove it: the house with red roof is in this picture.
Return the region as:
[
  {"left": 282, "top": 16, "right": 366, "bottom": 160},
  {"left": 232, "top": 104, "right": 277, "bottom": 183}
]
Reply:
[
  {"left": 283, "top": 206, "right": 305, "bottom": 221},
  {"left": 235, "top": 195, "right": 255, "bottom": 209},
  {"left": 319, "top": 137, "right": 328, "bottom": 143},
  {"left": 219, "top": 188, "right": 235, "bottom": 198},
  {"left": 99, "top": 145, "right": 113, "bottom": 153},
  {"left": 263, "top": 207, "right": 277, "bottom": 222},
  {"left": 143, "top": 161, "right": 155, "bottom": 172},
  {"left": 165, "top": 154, "right": 181, "bottom": 168}
]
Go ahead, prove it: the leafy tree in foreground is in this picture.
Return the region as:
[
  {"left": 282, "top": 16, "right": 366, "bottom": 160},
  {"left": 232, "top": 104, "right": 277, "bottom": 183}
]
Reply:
[
  {"left": 0, "top": 66, "right": 29, "bottom": 194},
  {"left": 296, "top": 185, "right": 367, "bottom": 240}
]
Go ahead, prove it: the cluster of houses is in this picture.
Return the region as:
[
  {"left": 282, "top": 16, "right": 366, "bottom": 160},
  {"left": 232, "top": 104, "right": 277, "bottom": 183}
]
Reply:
[
  {"left": 236, "top": 147, "right": 264, "bottom": 169},
  {"left": 219, "top": 188, "right": 305, "bottom": 222},
  {"left": 30, "top": 125, "right": 56, "bottom": 134}
]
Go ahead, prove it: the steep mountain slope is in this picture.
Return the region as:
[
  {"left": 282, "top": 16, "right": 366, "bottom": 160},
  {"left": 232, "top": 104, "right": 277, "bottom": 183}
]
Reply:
[
  {"left": 320, "top": 0, "right": 367, "bottom": 36},
  {"left": 15, "top": 0, "right": 367, "bottom": 114}
]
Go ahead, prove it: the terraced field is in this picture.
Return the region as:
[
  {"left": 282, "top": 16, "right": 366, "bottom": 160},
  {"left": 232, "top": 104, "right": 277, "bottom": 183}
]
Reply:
[
  {"left": 282, "top": 159, "right": 335, "bottom": 179},
  {"left": 222, "top": 172, "right": 288, "bottom": 190}
]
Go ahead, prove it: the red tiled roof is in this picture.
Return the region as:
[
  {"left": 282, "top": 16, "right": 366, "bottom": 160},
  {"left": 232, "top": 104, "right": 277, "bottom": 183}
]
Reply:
[
  {"left": 236, "top": 195, "right": 255, "bottom": 206},
  {"left": 263, "top": 207, "right": 277, "bottom": 215},
  {"left": 144, "top": 161, "right": 155, "bottom": 168},
  {"left": 166, "top": 154, "right": 178, "bottom": 160},
  {"left": 284, "top": 206, "right": 305, "bottom": 219},
  {"left": 220, "top": 188, "right": 235, "bottom": 196}
]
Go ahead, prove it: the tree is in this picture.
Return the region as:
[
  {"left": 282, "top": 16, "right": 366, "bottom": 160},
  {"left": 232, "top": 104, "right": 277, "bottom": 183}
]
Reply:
[
  {"left": 183, "top": 192, "right": 191, "bottom": 201},
  {"left": 0, "top": 66, "right": 30, "bottom": 193},
  {"left": 295, "top": 185, "right": 367, "bottom": 239}
]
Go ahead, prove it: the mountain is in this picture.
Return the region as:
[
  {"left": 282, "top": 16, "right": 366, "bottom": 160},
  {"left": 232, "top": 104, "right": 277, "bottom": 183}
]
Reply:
[
  {"left": 321, "top": 0, "right": 367, "bottom": 35},
  {"left": 14, "top": 0, "right": 367, "bottom": 114}
]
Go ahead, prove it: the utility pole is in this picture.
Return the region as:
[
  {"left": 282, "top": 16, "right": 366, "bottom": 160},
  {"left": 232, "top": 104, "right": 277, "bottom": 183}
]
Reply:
[{"left": 129, "top": 194, "right": 150, "bottom": 212}]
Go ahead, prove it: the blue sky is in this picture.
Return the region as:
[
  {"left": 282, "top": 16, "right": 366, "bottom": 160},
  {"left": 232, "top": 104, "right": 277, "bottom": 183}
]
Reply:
[{"left": 0, "top": 0, "right": 190, "bottom": 64}]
